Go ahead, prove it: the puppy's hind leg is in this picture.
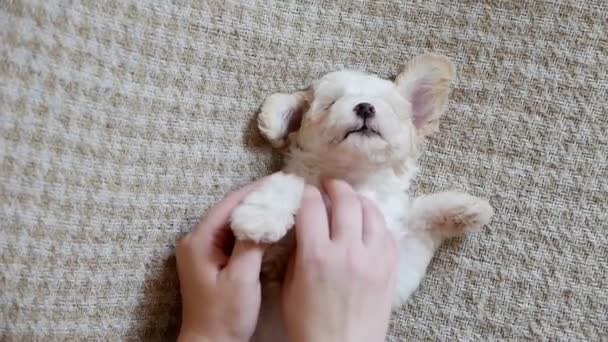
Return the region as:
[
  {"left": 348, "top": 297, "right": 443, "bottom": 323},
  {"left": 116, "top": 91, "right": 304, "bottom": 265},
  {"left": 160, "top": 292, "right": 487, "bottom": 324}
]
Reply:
[
  {"left": 392, "top": 192, "right": 493, "bottom": 307},
  {"left": 410, "top": 191, "right": 494, "bottom": 239}
]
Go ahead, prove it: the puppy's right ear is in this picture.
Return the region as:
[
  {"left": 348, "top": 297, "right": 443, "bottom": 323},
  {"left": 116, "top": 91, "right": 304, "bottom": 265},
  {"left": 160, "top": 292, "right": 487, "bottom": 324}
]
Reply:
[{"left": 257, "top": 90, "right": 311, "bottom": 148}]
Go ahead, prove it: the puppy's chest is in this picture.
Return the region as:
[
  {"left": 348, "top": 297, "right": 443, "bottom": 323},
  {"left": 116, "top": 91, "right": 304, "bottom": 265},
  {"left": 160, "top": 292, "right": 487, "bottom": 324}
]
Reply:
[{"left": 353, "top": 187, "right": 411, "bottom": 239}]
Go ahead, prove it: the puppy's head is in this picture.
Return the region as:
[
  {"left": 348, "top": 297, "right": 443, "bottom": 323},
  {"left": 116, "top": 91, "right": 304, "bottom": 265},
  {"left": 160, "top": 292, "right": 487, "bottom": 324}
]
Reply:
[{"left": 258, "top": 54, "right": 455, "bottom": 176}]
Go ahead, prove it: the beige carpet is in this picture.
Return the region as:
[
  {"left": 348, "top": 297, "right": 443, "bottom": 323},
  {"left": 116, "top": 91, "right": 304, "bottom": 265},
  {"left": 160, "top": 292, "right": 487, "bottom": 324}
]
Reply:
[{"left": 1, "top": 0, "right": 607, "bottom": 340}]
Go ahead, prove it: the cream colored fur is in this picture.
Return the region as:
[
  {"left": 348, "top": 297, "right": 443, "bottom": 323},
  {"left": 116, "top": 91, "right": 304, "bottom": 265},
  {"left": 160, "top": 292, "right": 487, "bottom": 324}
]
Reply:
[{"left": 230, "top": 53, "right": 494, "bottom": 342}]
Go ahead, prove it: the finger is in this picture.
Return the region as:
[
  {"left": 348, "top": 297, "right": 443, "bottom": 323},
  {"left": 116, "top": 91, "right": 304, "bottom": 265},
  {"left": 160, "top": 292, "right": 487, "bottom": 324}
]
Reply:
[
  {"left": 188, "top": 174, "right": 274, "bottom": 270},
  {"left": 210, "top": 226, "right": 235, "bottom": 268},
  {"left": 190, "top": 174, "right": 273, "bottom": 244},
  {"left": 224, "top": 240, "right": 267, "bottom": 282},
  {"left": 195, "top": 174, "right": 273, "bottom": 234},
  {"left": 360, "top": 195, "right": 387, "bottom": 245},
  {"left": 295, "top": 185, "right": 330, "bottom": 253},
  {"left": 175, "top": 234, "right": 220, "bottom": 284},
  {"left": 323, "top": 179, "right": 362, "bottom": 242}
]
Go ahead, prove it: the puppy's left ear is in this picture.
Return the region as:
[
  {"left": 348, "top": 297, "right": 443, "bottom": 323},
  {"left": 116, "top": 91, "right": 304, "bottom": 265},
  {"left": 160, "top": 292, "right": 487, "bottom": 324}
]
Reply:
[
  {"left": 395, "top": 54, "right": 456, "bottom": 137},
  {"left": 257, "top": 90, "right": 311, "bottom": 148}
]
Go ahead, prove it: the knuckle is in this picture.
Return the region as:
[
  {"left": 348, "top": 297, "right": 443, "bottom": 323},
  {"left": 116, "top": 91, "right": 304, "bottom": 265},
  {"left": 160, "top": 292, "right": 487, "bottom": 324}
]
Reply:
[
  {"left": 358, "top": 246, "right": 396, "bottom": 284},
  {"left": 373, "top": 268, "right": 392, "bottom": 286},
  {"left": 301, "top": 247, "right": 326, "bottom": 269},
  {"left": 365, "top": 257, "right": 392, "bottom": 284},
  {"left": 345, "top": 258, "right": 362, "bottom": 277},
  {"left": 224, "top": 268, "right": 252, "bottom": 286},
  {"left": 344, "top": 247, "right": 367, "bottom": 277}
]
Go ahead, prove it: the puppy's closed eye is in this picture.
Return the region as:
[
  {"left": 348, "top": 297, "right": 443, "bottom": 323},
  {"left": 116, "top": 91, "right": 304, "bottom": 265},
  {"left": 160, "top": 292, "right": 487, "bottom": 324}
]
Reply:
[{"left": 324, "top": 100, "right": 337, "bottom": 110}]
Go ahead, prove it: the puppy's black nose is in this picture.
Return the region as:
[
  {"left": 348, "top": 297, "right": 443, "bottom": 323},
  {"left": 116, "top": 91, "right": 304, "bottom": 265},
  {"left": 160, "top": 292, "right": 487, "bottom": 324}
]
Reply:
[{"left": 354, "top": 102, "right": 375, "bottom": 119}]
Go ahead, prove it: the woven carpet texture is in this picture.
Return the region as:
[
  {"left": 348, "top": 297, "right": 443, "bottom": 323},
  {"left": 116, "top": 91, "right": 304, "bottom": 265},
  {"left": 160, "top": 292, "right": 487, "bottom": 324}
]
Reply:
[{"left": 1, "top": 0, "right": 607, "bottom": 340}]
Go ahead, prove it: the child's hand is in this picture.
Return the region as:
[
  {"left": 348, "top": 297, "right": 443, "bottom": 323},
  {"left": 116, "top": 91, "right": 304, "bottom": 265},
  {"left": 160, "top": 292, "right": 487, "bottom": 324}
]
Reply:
[{"left": 176, "top": 178, "right": 269, "bottom": 342}]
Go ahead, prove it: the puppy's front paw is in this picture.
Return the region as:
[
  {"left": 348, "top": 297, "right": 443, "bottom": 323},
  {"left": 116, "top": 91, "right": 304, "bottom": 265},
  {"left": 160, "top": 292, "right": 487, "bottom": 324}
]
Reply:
[
  {"left": 231, "top": 203, "right": 294, "bottom": 243},
  {"left": 230, "top": 173, "right": 305, "bottom": 243}
]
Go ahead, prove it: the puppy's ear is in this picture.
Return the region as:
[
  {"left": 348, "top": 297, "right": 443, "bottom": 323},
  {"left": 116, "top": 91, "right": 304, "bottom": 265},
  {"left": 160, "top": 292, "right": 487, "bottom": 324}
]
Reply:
[
  {"left": 257, "top": 90, "right": 311, "bottom": 148},
  {"left": 395, "top": 54, "right": 456, "bottom": 137}
]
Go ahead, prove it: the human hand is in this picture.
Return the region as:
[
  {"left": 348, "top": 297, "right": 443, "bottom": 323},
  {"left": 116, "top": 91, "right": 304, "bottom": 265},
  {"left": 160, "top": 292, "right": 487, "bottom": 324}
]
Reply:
[
  {"left": 176, "top": 178, "right": 269, "bottom": 342},
  {"left": 282, "top": 179, "right": 398, "bottom": 342}
]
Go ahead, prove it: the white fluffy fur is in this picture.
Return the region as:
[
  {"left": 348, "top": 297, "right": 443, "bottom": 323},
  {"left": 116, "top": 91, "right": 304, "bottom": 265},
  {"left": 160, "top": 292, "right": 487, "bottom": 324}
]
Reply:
[
  {"left": 230, "top": 53, "right": 494, "bottom": 342},
  {"left": 231, "top": 173, "right": 305, "bottom": 242}
]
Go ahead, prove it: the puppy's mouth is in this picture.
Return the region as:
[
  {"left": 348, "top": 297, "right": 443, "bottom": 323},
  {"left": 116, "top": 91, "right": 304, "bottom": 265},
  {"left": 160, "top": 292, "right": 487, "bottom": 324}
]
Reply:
[{"left": 344, "top": 123, "right": 381, "bottom": 140}]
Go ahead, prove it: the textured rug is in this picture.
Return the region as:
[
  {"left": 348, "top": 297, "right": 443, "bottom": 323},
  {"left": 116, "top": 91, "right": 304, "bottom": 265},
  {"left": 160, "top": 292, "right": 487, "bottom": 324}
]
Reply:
[{"left": 1, "top": 0, "right": 607, "bottom": 340}]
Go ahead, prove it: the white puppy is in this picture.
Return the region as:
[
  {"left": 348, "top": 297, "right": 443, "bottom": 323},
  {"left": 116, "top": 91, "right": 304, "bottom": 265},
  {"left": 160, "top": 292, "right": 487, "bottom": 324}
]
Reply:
[{"left": 230, "top": 53, "right": 494, "bottom": 341}]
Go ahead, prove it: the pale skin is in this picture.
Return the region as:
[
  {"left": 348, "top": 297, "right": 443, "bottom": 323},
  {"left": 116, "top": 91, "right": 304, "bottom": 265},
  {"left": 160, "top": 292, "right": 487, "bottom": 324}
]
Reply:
[{"left": 176, "top": 176, "right": 398, "bottom": 342}]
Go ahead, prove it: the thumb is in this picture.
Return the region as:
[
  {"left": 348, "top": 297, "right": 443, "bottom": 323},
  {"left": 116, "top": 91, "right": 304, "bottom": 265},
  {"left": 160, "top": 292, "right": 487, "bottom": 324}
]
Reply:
[{"left": 225, "top": 240, "right": 267, "bottom": 282}]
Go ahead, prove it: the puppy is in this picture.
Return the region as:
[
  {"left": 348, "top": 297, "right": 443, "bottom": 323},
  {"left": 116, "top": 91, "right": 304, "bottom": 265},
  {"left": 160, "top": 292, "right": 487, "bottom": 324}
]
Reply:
[{"left": 230, "top": 54, "right": 494, "bottom": 341}]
